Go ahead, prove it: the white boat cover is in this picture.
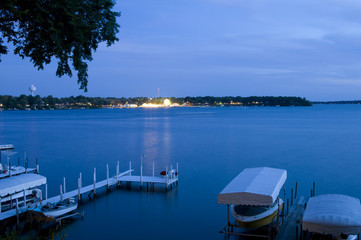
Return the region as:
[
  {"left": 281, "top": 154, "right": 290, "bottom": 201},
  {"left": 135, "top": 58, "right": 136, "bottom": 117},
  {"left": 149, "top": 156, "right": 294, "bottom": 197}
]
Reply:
[
  {"left": 303, "top": 194, "right": 361, "bottom": 235},
  {"left": 0, "top": 173, "right": 46, "bottom": 198},
  {"left": 217, "top": 167, "right": 287, "bottom": 206}
]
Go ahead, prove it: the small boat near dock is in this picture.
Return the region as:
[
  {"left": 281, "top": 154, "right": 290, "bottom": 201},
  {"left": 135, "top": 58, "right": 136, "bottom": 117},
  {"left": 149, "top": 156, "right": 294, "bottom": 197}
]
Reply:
[
  {"left": 0, "top": 144, "right": 14, "bottom": 151},
  {"left": 32, "top": 198, "right": 78, "bottom": 219},
  {"left": 218, "top": 167, "right": 287, "bottom": 229},
  {"left": 302, "top": 194, "right": 361, "bottom": 240}
]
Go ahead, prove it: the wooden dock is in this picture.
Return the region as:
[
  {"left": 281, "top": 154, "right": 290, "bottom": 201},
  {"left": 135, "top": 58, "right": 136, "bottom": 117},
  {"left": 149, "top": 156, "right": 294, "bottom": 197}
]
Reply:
[
  {"left": 275, "top": 196, "right": 306, "bottom": 240},
  {"left": 0, "top": 160, "right": 179, "bottom": 221},
  {"left": 43, "top": 161, "right": 179, "bottom": 203}
]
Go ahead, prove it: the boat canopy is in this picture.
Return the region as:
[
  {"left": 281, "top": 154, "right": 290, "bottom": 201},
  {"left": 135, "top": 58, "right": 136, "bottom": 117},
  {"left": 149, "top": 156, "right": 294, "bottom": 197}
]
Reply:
[
  {"left": 303, "top": 194, "right": 361, "bottom": 235},
  {"left": 217, "top": 167, "right": 287, "bottom": 206},
  {"left": 0, "top": 173, "right": 46, "bottom": 198}
]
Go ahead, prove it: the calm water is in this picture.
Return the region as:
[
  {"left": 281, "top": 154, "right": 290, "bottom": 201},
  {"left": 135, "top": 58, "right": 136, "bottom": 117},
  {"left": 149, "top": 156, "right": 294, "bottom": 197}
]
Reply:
[{"left": 1, "top": 105, "right": 361, "bottom": 239}]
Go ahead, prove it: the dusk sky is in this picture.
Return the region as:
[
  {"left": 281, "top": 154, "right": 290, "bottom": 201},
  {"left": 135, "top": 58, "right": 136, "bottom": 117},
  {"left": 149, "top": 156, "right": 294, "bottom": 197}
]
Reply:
[{"left": 2, "top": 0, "right": 361, "bottom": 101}]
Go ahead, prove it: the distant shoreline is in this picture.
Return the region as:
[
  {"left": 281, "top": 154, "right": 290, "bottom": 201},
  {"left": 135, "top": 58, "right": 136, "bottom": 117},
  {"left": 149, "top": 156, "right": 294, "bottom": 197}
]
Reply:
[
  {"left": 0, "top": 95, "right": 312, "bottom": 111},
  {"left": 312, "top": 101, "right": 361, "bottom": 104}
]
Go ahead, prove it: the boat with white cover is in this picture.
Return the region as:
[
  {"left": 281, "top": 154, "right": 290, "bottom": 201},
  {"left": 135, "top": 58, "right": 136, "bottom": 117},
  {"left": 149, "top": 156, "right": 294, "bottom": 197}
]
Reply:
[
  {"left": 302, "top": 194, "right": 361, "bottom": 240},
  {"left": 218, "top": 167, "right": 287, "bottom": 229}
]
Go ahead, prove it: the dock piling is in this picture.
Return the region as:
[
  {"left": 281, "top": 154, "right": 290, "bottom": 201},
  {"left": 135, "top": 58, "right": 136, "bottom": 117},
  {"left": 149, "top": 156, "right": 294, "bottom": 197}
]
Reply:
[
  {"left": 45, "top": 183, "right": 48, "bottom": 200},
  {"left": 140, "top": 155, "right": 143, "bottom": 189},
  {"left": 16, "top": 199, "right": 19, "bottom": 227},
  {"left": 129, "top": 161, "right": 132, "bottom": 176},
  {"left": 78, "top": 177, "right": 81, "bottom": 201},
  {"left": 93, "top": 168, "right": 96, "bottom": 195},
  {"left": 60, "top": 185, "right": 63, "bottom": 201},
  {"left": 106, "top": 164, "right": 109, "bottom": 190},
  {"left": 23, "top": 190, "right": 26, "bottom": 205},
  {"left": 63, "top": 177, "right": 66, "bottom": 193},
  {"left": 36, "top": 157, "right": 39, "bottom": 174},
  {"left": 116, "top": 161, "right": 119, "bottom": 186}
]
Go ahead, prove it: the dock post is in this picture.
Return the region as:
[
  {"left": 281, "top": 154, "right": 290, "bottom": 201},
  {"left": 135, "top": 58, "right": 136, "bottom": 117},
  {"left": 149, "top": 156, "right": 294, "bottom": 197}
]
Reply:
[
  {"left": 176, "top": 162, "right": 179, "bottom": 185},
  {"left": 129, "top": 161, "right": 132, "bottom": 176},
  {"left": 60, "top": 185, "right": 63, "bottom": 201},
  {"left": 116, "top": 161, "right": 119, "bottom": 187},
  {"left": 140, "top": 155, "right": 143, "bottom": 190},
  {"left": 291, "top": 189, "right": 294, "bottom": 206},
  {"left": 166, "top": 165, "right": 168, "bottom": 180},
  {"left": 106, "top": 164, "right": 109, "bottom": 190},
  {"left": 227, "top": 204, "right": 230, "bottom": 227},
  {"left": 152, "top": 161, "right": 154, "bottom": 177},
  {"left": 8, "top": 156, "right": 11, "bottom": 177},
  {"left": 78, "top": 178, "right": 81, "bottom": 201},
  {"left": 36, "top": 157, "right": 39, "bottom": 174},
  {"left": 63, "top": 177, "right": 66, "bottom": 193},
  {"left": 93, "top": 168, "right": 96, "bottom": 195},
  {"left": 284, "top": 188, "right": 286, "bottom": 203},
  {"left": 16, "top": 198, "right": 19, "bottom": 227},
  {"left": 295, "top": 181, "right": 298, "bottom": 199},
  {"left": 25, "top": 157, "right": 28, "bottom": 173},
  {"left": 23, "top": 190, "right": 26, "bottom": 206},
  {"left": 80, "top": 172, "right": 82, "bottom": 189},
  {"left": 45, "top": 183, "right": 48, "bottom": 200}
]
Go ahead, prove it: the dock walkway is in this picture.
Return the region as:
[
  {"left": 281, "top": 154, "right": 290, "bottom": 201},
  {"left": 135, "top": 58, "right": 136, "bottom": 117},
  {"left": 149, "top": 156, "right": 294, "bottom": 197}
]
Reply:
[
  {"left": 0, "top": 161, "right": 179, "bottom": 221},
  {"left": 43, "top": 169, "right": 133, "bottom": 204},
  {"left": 275, "top": 196, "right": 306, "bottom": 240}
]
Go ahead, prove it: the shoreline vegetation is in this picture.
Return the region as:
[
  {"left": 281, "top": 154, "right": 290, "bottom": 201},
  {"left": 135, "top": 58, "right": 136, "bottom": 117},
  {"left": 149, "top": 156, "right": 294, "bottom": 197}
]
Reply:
[{"left": 0, "top": 95, "right": 312, "bottom": 110}]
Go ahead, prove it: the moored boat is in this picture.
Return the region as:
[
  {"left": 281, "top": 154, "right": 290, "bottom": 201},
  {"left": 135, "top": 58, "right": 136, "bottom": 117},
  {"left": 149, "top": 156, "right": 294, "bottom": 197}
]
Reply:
[
  {"left": 231, "top": 198, "right": 284, "bottom": 229},
  {"left": 34, "top": 198, "right": 78, "bottom": 218},
  {"left": 218, "top": 167, "right": 287, "bottom": 229},
  {"left": 0, "top": 144, "right": 14, "bottom": 151},
  {"left": 302, "top": 194, "right": 361, "bottom": 240}
]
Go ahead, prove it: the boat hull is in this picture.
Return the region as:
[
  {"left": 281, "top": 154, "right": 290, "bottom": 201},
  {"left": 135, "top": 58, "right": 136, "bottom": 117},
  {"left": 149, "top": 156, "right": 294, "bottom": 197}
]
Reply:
[
  {"left": 42, "top": 204, "right": 78, "bottom": 218},
  {"left": 231, "top": 199, "right": 284, "bottom": 229}
]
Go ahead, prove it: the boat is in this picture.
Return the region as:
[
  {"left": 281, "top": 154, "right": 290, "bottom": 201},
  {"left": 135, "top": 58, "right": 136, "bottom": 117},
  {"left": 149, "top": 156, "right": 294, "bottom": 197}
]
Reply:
[
  {"left": 218, "top": 167, "right": 287, "bottom": 229},
  {"left": 0, "top": 144, "right": 14, "bottom": 151},
  {"left": 303, "top": 194, "right": 361, "bottom": 240},
  {"left": 231, "top": 198, "right": 284, "bottom": 229},
  {"left": 33, "top": 198, "right": 78, "bottom": 218}
]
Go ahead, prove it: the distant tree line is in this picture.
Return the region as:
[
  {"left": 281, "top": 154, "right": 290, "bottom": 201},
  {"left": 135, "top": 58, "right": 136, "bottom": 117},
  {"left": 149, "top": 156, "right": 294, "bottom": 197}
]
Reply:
[{"left": 0, "top": 95, "right": 311, "bottom": 110}]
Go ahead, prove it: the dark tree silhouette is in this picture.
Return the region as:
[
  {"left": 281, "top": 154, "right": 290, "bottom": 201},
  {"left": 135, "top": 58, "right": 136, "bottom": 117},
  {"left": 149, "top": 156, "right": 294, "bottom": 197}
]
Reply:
[{"left": 0, "top": 0, "right": 120, "bottom": 91}]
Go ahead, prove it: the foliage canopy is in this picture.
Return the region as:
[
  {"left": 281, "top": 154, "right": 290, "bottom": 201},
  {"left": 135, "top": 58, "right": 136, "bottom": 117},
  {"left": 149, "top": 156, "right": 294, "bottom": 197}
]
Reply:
[{"left": 0, "top": 0, "right": 120, "bottom": 91}]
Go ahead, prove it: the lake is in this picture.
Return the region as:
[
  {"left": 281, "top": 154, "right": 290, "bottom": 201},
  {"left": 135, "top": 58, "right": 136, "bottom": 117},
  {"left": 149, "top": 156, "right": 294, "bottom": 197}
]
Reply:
[{"left": 1, "top": 105, "right": 361, "bottom": 239}]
